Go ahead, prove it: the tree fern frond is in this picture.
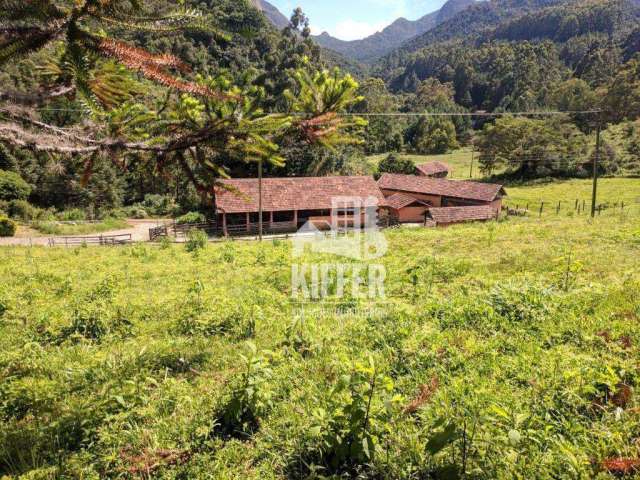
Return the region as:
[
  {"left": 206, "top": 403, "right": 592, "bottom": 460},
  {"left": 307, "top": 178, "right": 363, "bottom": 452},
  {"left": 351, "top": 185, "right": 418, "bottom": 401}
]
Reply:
[
  {"left": 96, "top": 38, "right": 191, "bottom": 73},
  {"left": 94, "top": 39, "right": 231, "bottom": 98}
]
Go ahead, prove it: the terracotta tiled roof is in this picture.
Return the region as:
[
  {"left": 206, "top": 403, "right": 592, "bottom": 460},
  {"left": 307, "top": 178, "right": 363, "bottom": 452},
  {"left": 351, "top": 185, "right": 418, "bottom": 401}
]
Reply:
[
  {"left": 416, "top": 161, "right": 450, "bottom": 176},
  {"left": 215, "top": 176, "right": 387, "bottom": 214},
  {"left": 378, "top": 173, "right": 505, "bottom": 203},
  {"left": 427, "top": 205, "right": 499, "bottom": 225},
  {"left": 385, "top": 192, "right": 432, "bottom": 210}
]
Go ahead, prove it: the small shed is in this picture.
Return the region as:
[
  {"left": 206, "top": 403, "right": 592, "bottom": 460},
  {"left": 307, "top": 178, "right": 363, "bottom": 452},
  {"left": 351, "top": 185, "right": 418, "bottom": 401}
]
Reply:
[
  {"left": 426, "top": 205, "right": 499, "bottom": 227},
  {"left": 415, "top": 161, "right": 450, "bottom": 178},
  {"left": 385, "top": 192, "right": 432, "bottom": 223}
]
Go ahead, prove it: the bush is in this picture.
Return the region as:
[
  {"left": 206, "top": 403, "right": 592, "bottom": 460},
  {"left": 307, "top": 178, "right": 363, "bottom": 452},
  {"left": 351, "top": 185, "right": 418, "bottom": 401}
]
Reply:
[
  {"left": 56, "top": 209, "right": 86, "bottom": 221},
  {"left": 0, "top": 170, "right": 31, "bottom": 201},
  {"left": 176, "top": 211, "right": 206, "bottom": 225},
  {"left": 0, "top": 217, "right": 16, "bottom": 237},
  {"left": 377, "top": 153, "right": 416, "bottom": 176},
  {"left": 122, "top": 206, "right": 148, "bottom": 219},
  {"left": 185, "top": 229, "right": 208, "bottom": 253},
  {"left": 8, "top": 200, "right": 50, "bottom": 222},
  {"left": 141, "top": 194, "right": 179, "bottom": 216}
]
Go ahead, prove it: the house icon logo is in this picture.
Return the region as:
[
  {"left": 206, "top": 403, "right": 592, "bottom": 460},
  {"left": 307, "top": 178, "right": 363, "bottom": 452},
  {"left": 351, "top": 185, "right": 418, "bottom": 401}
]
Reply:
[{"left": 292, "top": 196, "right": 388, "bottom": 261}]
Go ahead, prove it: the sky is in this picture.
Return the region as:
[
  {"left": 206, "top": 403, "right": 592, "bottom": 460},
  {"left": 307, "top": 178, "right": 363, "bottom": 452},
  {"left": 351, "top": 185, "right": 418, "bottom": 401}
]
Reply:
[{"left": 267, "top": 0, "right": 449, "bottom": 41}]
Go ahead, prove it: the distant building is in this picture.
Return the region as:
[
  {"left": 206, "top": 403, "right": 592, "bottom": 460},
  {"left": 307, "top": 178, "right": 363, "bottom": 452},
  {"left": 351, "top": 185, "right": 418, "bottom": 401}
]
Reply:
[{"left": 415, "top": 161, "right": 451, "bottom": 178}]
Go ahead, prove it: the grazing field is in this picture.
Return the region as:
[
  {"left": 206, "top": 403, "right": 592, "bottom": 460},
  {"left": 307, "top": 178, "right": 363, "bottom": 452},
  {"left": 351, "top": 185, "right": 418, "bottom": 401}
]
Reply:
[
  {"left": 367, "top": 149, "right": 480, "bottom": 179},
  {"left": 504, "top": 178, "right": 640, "bottom": 215},
  {"left": 1, "top": 213, "right": 640, "bottom": 478}
]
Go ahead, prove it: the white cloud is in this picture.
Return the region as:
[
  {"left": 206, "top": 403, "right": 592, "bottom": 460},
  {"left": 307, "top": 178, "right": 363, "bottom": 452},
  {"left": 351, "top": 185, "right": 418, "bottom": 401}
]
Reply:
[{"left": 328, "top": 19, "right": 389, "bottom": 41}]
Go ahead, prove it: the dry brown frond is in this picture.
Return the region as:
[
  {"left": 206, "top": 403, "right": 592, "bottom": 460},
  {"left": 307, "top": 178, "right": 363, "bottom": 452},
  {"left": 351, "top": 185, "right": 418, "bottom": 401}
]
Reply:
[{"left": 403, "top": 376, "right": 439, "bottom": 416}]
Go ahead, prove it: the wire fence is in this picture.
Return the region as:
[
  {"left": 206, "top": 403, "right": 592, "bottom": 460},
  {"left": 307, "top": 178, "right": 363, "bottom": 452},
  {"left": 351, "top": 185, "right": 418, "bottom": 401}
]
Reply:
[{"left": 503, "top": 198, "right": 640, "bottom": 218}]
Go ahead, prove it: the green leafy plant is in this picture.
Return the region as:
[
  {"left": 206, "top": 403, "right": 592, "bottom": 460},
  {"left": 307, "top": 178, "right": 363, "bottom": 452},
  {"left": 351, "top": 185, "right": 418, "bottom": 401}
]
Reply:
[
  {"left": 0, "top": 217, "right": 16, "bottom": 237},
  {"left": 176, "top": 212, "right": 206, "bottom": 225},
  {"left": 0, "top": 170, "right": 30, "bottom": 202},
  {"left": 185, "top": 229, "right": 208, "bottom": 253},
  {"left": 214, "top": 343, "right": 273, "bottom": 439},
  {"left": 301, "top": 357, "right": 399, "bottom": 475}
]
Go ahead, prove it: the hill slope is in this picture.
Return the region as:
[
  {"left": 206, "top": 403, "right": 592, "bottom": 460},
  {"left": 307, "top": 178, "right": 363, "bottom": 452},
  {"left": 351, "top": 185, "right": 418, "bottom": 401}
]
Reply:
[
  {"left": 250, "top": 0, "right": 290, "bottom": 29},
  {"left": 311, "top": 0, "right": 476, "bottom": 63}
]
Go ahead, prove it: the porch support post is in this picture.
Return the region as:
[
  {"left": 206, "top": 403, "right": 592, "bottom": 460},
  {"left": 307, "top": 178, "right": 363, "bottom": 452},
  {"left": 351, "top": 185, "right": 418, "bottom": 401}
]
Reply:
[
  {"left": 293, "top": 210, "right": 298, "bottom": 229},
  {"left": 222, "top": 213, "right": 228, "bottom": 237},
  {"left": 269, "top": 211, "right": 274, "bottom": 228},
  {"left": 246, "top": 212, "right": 250, "bottom": 232}
]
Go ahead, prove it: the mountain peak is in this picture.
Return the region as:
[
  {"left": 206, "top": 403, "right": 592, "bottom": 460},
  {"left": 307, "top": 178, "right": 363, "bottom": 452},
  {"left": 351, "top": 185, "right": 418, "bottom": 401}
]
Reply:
[{"left": 311, "top": 0, "right": 476, "bottom": 63}]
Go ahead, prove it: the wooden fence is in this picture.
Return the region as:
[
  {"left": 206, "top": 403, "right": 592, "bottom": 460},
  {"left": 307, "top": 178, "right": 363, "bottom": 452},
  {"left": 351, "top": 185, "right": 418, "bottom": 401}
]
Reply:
[
  {"left": 150, "top": 217, "right": 398, "bottom": 241},
  {"left": 48, "top": 234, "right": 132, "bottom": 247}
]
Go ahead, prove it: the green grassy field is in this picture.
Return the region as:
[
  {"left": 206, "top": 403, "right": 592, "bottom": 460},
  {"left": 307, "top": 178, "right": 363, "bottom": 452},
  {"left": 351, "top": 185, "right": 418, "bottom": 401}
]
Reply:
[
  {"left": 367, "top": 149, "right": 480, "bottom": 180},
  {"left": 1, "top": 210, "right": 640, "bottom": 478}
]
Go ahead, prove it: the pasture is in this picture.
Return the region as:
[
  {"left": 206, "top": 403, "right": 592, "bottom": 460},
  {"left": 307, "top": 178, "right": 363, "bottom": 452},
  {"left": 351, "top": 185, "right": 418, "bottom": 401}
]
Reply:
[{"left": 1, "top": 210, "right": 639, "bottom": 478}]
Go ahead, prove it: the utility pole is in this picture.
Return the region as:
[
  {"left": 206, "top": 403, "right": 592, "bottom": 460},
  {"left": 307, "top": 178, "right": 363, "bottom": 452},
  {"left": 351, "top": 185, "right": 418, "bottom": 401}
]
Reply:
[
  {"left": 258, "top": 158, "right": 263, "bottom": 241},
  {"left": 591, "top": 116, "right": 602, "bottom": 218}
]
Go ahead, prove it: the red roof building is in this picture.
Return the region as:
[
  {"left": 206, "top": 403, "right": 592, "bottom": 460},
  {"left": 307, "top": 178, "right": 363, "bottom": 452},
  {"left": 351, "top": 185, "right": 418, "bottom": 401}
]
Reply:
[
  {"left": 378, "top": 173, "right": 505, "bottom": 208},
  {"left": 427, "top": 205, "right": 499, "bottom": 226},
  {"left": 415, "top": 161, "right": 450, "bottom": 178},
  {"left": 214, "top": 176, "right": 387, "bottom": 235},
  {"left": 385, "top": 192, "right": 432, "bottom": 224}
]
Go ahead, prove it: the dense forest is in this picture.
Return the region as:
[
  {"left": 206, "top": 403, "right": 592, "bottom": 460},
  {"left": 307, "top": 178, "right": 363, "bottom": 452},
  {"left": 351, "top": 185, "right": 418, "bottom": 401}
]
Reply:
[{"left": 1, "top": 0, "right": 640, "bottom": 225}]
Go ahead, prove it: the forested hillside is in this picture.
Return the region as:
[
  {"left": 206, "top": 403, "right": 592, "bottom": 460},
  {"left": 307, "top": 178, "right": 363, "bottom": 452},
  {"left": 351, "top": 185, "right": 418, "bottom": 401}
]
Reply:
[
  {"left": 312, "top": 0, "right": 475, "bottom": 63},
  {"left": 0, "top": 0, "right": 367, "bottom": 219}
]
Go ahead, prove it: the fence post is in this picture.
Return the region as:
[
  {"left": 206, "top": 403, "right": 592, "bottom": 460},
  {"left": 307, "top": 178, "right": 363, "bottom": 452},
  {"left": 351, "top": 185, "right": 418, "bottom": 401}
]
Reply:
[
  {"left": 556, "top": 201, "right": 561, "bottom": 215},
  {"left": 539, "top": 202, "right": 544, "bottom": 217},
  {"left": 575, "top": 199, "right": 579, "bottom": 210}
]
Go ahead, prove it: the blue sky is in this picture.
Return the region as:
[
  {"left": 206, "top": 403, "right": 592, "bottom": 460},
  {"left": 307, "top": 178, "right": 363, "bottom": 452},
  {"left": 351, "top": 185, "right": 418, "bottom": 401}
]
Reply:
[{"left": 267, "top": 0, "right": 449, "bottom": 41}]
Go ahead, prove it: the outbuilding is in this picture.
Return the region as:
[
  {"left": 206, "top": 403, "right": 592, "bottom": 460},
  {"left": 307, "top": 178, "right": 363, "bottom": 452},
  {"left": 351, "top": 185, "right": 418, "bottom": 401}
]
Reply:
[
  {"left": 377, "top": 173, "right": 506, "bottom": 211},
  {"left": 385, "top": 192, "right": 432, "bottom": 224},
  {"left": 415, "top": 161, "right": 450, "bottom": 178},
  {"left": 426, "top": 205, "right": 500, "bottom": 227}
]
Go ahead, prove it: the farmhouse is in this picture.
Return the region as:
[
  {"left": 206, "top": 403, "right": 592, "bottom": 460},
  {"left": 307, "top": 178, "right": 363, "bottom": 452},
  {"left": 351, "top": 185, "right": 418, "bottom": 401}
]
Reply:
[
  {"left": 214, "top": 176, "right": 387, "bottom": 235},
  {"left": 415, "top": 161, "right": 450, "bottom": 178}
]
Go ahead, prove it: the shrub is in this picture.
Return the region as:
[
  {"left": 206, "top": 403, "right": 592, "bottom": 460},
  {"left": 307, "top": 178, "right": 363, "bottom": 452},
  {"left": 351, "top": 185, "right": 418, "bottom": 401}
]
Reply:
[
  {"left": 0, "top": 170, "right": 31, "bottom": 201},
  {"left": 214, "top": 343, "right": 273, "bottom": 438},
  {"left": 175, "top": 284, "right": 254, "bottom": 338},
  {"left": 176, "top": 211, "right": 206, "bottom": 225},
  {"left": 0, "top": 216, "right": 16, "bottom": 237},
  {"left": 295, "top": 358, "right": 398, "bottom": 475},
  {"left": 122, "top": 206, "right": 148, "bottom": 219},
  {"left": 8, "top": 200, "right": 50, "bottom": 222},
  {"left": 141, "top": 194, "right": 179, "bottom": 216},
  {"left": 377, "top": 153, "right": 416, "bottom": 176},
  {"left": 55, "top": 209, "right": 86, "bottom": 221},
  {"left": 185, "top": 229, "right": 208, "bottom": 253}
]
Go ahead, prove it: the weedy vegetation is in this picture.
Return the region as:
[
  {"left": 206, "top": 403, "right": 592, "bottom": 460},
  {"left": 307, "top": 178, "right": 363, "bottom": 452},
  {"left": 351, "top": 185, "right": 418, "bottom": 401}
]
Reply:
[{"left": 0, "top": 212, "right": 639, "bottom": 478}]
